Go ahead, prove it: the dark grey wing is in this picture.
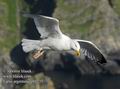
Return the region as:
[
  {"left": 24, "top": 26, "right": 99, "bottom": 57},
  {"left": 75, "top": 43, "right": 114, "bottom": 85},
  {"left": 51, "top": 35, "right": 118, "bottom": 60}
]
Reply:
[
  {"left": 76, "top": 40, "right": 107, "bottom": 64},
  {"left": 23, "top": 14, "right": 62, "bottom": 38}
]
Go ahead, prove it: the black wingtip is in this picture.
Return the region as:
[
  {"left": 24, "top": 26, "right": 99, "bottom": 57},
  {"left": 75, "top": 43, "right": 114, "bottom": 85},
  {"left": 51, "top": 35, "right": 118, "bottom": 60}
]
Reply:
[{"left": 97, "top": 56, "right": 107, "bottom": 64}]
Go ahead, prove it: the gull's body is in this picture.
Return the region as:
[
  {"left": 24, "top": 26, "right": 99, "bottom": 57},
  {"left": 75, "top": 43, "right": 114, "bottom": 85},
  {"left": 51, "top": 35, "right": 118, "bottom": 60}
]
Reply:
[
  {"left": 46, "top": 34, "right": 71, "bottom": 50},
  {"left": 22, "top": 14, "right": 107, "bottom": 64},
  {"left": 22, "top": 32, "right": 73, "bottom": 52}
]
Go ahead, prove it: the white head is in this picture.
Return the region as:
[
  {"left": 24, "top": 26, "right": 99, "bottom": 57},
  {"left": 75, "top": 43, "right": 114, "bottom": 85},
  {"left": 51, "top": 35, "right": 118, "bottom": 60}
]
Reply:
[{"left": 70, "top": 40, "right": 80, "bottom": 56}]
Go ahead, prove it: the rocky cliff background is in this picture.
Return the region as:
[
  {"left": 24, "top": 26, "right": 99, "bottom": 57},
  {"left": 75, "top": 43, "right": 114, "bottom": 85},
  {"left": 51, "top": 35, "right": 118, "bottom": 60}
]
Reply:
[{"left": 0, "top": 0, "right": 120, "bottom": 89}]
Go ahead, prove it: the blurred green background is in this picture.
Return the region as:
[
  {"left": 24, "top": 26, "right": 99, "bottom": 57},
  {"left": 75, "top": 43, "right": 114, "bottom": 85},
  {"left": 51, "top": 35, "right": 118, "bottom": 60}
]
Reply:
[{"left": 0, "top": 0, "right": 19, "bottom": 53}]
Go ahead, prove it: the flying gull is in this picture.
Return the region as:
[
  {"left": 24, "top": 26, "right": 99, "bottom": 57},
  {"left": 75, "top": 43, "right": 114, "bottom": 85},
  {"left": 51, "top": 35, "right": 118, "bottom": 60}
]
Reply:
[{"left": 22, "top": 14, "right": 107, "bottom": 64}]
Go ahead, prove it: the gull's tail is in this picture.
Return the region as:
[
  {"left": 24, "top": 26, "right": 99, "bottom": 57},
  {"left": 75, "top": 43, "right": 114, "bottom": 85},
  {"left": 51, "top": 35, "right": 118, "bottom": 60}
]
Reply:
[{"left": 22, "top": 38, "right": 40, "bottom": 53}]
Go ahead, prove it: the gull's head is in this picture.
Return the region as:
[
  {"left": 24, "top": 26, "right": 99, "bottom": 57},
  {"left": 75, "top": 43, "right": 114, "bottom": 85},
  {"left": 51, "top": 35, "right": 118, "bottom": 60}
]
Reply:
[{"left": 70, "top": 40, "right": 80, "bottom": 56}]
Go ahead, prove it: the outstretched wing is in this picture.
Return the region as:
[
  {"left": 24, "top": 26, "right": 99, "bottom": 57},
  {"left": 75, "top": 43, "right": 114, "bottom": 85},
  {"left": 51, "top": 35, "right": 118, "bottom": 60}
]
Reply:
[
  {"left": 23, "top": 14, "right": 62, "bottom": 38},
  {"left": 76, "top": 40, "right": 107, "bottom": 64}
]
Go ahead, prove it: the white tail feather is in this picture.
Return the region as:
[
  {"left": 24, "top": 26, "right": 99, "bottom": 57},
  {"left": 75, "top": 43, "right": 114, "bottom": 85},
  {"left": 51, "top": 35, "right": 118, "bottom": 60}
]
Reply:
[{"left": 22, "top": 38, "right": 40, "bottom": 53}]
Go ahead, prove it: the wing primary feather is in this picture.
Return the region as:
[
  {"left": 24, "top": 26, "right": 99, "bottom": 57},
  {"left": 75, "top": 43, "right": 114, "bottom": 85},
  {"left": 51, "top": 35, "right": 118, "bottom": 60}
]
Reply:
[{"left": 76, "top": 40, "right": 107, "bottom": 64}]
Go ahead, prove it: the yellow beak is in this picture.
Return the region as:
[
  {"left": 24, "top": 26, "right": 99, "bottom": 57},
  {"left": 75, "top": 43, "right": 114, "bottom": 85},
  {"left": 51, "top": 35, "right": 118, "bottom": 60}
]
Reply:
[{"left": 75, "top": 50, "right": 80, "bottom": 56}]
